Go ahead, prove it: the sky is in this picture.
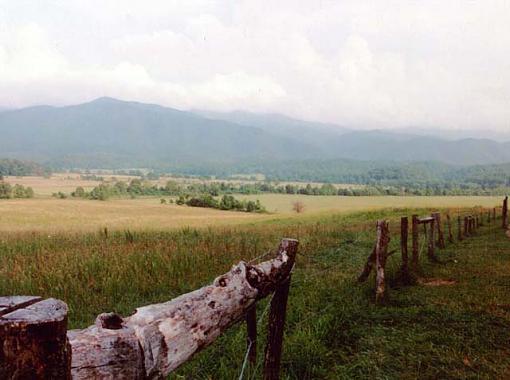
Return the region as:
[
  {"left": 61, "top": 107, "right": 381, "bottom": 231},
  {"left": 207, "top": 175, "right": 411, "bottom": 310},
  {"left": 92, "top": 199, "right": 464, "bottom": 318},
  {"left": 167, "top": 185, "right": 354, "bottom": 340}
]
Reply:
[{"left": 0, "top": 0, "right": 509, "bottom": 130}]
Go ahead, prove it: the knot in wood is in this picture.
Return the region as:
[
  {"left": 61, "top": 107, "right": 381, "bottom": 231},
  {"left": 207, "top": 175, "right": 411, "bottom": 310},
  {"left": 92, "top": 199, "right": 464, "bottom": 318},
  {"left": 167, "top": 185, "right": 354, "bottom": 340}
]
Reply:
[{"left": 95, "top": 312, "right": 124, "bottom": 330}]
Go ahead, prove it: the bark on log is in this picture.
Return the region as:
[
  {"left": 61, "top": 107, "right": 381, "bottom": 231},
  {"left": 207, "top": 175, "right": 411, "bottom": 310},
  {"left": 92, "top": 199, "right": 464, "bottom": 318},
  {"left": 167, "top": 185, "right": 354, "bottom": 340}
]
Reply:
[
  {"left": 68, "top": 238, "right": 298, "bottom": 379},
  {"left": 0, "top": 297, "right": 71, "bottom": 380}
]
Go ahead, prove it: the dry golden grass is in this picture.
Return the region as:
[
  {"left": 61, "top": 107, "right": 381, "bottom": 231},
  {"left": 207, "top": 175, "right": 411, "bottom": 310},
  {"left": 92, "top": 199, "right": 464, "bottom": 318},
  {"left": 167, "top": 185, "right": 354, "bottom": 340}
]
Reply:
[
  {"left": 0, "top": 198, "right": 270, "bottom": 233},
  {"left": 0, "top": 193, "right": 503, "bottom": 233},
  {"left": 2, "top": 175, "right": 101, "bottom": 196},
  {"left": 238, "top": 194, "right": 503, "bottom": 215}
]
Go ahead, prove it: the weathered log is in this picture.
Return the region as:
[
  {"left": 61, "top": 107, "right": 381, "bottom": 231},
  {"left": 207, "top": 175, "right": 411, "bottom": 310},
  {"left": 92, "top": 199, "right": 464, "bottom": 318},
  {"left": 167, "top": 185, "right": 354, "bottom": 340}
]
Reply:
[
  {"left": 432, "top": 213, "right": 446, "bottom": 248},
  {"left": 418, "top": 216, "right": 435, "bottom": 224},
  {"left": 0, "top": 297, "right": 71, "bottom": 380},
  {"left": 68, "top": 313, "right": 145, "bottom": 379},
  {"left": 68, "top": 238, "right": 298, "bottom": 379}
]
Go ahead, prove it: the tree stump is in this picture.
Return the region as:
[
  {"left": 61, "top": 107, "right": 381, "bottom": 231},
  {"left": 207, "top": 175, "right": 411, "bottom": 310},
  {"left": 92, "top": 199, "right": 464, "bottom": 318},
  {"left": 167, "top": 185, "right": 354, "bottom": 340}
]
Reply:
[{"left": 0, "top": 296, "right": 71, "bottom": 380}]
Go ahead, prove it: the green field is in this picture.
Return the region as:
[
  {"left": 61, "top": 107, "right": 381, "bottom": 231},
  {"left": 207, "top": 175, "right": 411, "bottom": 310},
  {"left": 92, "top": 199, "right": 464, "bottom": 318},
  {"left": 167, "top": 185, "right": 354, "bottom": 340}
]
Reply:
[
  {"left": 1, "top": 202, "right": 508, "bottom": 378},
  {"left": 0, "top": 190, "right": 503, "bottom": 232}
]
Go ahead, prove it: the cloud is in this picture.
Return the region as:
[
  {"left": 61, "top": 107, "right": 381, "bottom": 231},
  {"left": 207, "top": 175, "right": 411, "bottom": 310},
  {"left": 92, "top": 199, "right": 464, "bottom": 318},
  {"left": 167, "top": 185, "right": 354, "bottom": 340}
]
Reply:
[{"left": 0, "top": 1, "right": 509, "bottom": 130}]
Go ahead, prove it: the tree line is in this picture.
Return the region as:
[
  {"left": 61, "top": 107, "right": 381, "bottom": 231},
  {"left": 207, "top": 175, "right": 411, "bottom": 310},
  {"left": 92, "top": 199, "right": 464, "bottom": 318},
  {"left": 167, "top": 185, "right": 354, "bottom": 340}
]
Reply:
[{"left": 0, "top": 182, "right": 34, "bottom": 199}]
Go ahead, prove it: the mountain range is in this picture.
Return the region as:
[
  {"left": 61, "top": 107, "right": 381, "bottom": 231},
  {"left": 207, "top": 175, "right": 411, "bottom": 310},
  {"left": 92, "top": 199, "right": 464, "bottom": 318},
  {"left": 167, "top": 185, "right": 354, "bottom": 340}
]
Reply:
[{"left": 0, "top": 97, "right": 509, "bottom": 169}]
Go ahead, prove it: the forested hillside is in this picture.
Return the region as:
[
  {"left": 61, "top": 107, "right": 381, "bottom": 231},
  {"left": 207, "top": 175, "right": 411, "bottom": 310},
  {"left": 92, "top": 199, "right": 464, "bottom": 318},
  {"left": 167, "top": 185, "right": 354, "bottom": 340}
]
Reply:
[
  {"left": 1, "top": 98, "right": 510, "bottom": 168},
  {"left": 0, "top": 158, "right": 49, "bottom": 177}
]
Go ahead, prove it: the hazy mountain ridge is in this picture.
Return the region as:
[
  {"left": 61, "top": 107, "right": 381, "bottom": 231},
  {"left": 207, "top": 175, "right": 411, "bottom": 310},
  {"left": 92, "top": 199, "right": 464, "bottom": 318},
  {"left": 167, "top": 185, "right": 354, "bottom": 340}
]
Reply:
[{"left": 0, "top": 97, "right": 509, "bottom": 168}]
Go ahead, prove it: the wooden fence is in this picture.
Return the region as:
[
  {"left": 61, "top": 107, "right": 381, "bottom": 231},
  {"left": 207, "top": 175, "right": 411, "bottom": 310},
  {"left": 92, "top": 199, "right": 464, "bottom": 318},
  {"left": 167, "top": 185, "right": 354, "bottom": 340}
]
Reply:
[
  {"left": 1, "top": 196, "right": 508, "bottom": 378},
  {"left": 359, "top": 196, "right": 508, "bottom": 302},
  {"left": 0, "top": 239, "right": 298, "bottom": 380}
]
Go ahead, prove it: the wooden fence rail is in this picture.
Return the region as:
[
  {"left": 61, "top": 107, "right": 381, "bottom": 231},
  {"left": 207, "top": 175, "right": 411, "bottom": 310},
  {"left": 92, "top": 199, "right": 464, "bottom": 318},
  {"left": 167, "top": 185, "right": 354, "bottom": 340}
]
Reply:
[
  {"left": 1, "top": 239, "right": 299, "bottom": 380},
  {"left": 358, "top": 198, "right": 507, "bottom": 303}
]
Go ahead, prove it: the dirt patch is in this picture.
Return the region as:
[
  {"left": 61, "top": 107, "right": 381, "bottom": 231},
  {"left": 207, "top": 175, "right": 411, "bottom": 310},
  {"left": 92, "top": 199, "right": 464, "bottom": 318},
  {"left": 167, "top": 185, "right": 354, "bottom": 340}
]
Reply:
[{"left": 417, "top": 278, "right": 457, "bottom": 286}]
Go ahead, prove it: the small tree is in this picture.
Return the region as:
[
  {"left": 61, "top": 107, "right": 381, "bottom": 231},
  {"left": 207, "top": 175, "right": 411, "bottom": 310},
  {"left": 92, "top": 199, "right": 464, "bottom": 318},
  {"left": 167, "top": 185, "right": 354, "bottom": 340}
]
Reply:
[
  {"left": 0, "top": 182, "right": 12, "bottom": 199},
  {"left": 292, "top": 201, "right": 305, "bottom": 213}
]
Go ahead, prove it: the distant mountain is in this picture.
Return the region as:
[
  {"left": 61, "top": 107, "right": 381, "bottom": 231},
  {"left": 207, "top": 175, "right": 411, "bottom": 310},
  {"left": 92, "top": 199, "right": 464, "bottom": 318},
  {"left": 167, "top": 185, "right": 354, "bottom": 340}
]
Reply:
[
  {"left": 0, "top": 97, "right": 509, "bottom": 168},
  {"left": 323, "top": 130, "right": 510, "bottom": 165},
  {"left": 195, "top": 109, "right": 350, "bottom": 149},
  {"left": 395, "top": 127, "right": 510, "bottom": 142},
  {"left": 0, "top": 97, "right": 315, "bottom": 168}
]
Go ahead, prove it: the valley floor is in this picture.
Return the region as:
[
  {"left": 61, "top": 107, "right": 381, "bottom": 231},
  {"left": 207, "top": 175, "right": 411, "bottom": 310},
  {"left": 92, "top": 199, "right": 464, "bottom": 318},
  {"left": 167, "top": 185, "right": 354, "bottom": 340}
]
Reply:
[
  {"left": 1, "top": 206, "right": 509, "bottom": 378},
  {"left": 0, "top": 195, "right": 502, "bottom": 233}
]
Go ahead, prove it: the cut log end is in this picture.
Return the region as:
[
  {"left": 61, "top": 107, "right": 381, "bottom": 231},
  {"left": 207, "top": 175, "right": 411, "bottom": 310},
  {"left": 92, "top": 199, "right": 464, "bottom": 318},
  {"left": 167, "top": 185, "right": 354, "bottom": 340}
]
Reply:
[{"left": 0, "top": 297, "right": 71, "bottom": 380}]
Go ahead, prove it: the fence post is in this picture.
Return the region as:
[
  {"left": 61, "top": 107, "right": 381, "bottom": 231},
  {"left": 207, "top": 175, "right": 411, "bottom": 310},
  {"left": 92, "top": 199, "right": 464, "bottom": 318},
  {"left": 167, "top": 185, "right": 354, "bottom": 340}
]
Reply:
[
  {"left": 457, "top": 216, "right": 463, "bottom": 241},
  {"left": 400, "top": 217, "right": 410, "bottom": 283},
  {"left": 263, "top": 239, "right": 299, "bottom": 380},
  {"left": 503, "top": 196, "right": 508, "bottom": 230},
  {"left": 0, "top": 297, "right": 71, "bottom": 379},
  {"left": 488, "top": 210, "right": 491, "bottom": 224},
  {"left": 493, "top": 208, "right": 497, "bottom": 222},
  {"left": 446, "top": 214, "right": 453, "bottom": 243},
  {"left": 246, "top": 306, "right": 257, "bottom": 366},
  {"left": 432, "top": 212, "right": 446, "bottom": 248},
  {"left": 427, "top": 218, "right": 437, "bottom": 262},
  {"left": 411, "top": 215, "right": 419, "bottom": 268}
]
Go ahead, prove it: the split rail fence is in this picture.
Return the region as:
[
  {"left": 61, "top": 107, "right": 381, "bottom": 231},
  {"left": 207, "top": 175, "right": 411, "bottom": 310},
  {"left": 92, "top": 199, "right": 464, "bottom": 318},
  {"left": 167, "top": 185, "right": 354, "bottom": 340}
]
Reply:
[
  {"left": 1, "top": 239, "right": 298, "bottom": 380},
  {"left": 0, "top": 196, "right": 508, "bottom": 379},
  {"left": 359, "top": 196, "right": 508, "bottom": 302}
]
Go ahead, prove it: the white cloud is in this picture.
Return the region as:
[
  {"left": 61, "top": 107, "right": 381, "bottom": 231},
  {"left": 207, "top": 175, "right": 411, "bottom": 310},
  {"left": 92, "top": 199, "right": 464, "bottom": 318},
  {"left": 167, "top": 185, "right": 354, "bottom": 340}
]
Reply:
[{"left": 0, "top": 0, "right": 509, "bottom": 130}]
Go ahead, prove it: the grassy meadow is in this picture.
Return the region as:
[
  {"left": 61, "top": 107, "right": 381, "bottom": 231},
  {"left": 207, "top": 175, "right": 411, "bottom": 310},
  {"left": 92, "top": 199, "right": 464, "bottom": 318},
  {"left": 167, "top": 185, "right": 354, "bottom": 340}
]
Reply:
[
  {"left": 1, "top": 201, "right": 509, "bottom": 378},
  {"left": 0, "top": 172, "right": 503, "bottom": 232}
]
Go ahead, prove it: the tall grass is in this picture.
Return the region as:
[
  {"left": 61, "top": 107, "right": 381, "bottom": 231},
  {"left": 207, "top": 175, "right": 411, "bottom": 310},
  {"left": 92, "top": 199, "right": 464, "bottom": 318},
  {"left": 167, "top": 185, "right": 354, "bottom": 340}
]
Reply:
[{"left": 1, "top": 206, "right": 508, "bottom": 378}]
